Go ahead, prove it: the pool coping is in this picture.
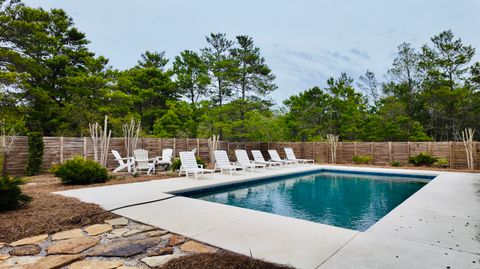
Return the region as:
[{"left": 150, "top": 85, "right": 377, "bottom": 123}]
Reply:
[{"left": 56, "top": 165, "right": 480, "bottom": 268}]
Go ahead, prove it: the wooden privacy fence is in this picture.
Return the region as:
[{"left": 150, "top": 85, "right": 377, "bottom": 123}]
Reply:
[{"left": 4, "top": 137, "right": 479, "bottom": 175}]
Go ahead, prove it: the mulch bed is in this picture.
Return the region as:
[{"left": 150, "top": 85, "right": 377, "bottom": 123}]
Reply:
[
  {"left": 0, "top": 173, "right": 172, "bottom": 243},
  {"left": 161, "top": 252, "right": 293, "bottom": 269}
]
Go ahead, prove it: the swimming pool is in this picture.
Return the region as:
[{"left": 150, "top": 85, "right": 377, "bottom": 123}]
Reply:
[{"left": 183, "top": 170, "right": 435, "bottom": 231}]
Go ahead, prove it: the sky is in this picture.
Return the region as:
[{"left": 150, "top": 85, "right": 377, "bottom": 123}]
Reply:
[{"left": 23, "top": 0, "right": 480, "bottom": 104}]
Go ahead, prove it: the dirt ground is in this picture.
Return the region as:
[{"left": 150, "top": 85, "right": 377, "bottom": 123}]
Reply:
[{"left": 0, "top": 172, "right": 172, "bottom": 243}]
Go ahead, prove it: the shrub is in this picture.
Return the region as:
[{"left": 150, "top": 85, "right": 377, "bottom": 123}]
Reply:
[
  {"left": 433, "top": 158, "right": 449, "bottom": 168},
  {"left": 171, "top": 156, "right": 205, "bottom": 171},
  {"left": 54, "top": 156, "right": 108, "bottom": 185},
  {"left": 408, "top": 152, "right": 438, "bottom": 166},
  {"left": 352, "top": 155, "right": 373, "bottom": 164},
  {"left": 0, "top": 175, "right": 31, "bottom": 212},
  {"left": 26, "top": 132, "right": 44, "bottom": 176},
  {"left": 389, "top": 160, "right": 401, "bottom": 167}
]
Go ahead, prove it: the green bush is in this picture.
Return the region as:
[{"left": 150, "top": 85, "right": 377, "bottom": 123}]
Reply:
[
  {"left": 54, "top": 156, "right": 108, "bottom": 185},
  {"left": 0, "top": 175, "right": 31, "bottom": 212},
  {"left": 352, "top": 155, "right": 373, "bottom": 164},
  {"left": 171, "top": 156, "right": 205, "bottom": 171},
  {"left": 26, "top": 132, "right": 44, "bottom": 176},
  {"left": 433, "top": 158, "right": 449, "bottom": 168},
  {"left": 408, "top": 152, "right": 438, "bottom": 166},
  {"left": 389, "top": 160, "right": 401, "bottom": 167}
]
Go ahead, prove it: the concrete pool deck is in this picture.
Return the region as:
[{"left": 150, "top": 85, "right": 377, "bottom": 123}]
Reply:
[{"left": 57, "top": 165, "right": 480, "bottom": 268}]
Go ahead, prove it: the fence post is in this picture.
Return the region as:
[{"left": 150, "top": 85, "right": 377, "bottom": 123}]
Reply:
[
  {"left": 370, "top": 142, "right": 373, "bottom": 157},
  {"left": 325, "top": 142, "right": 328, "bottom": 163},
  {"left": 59, "top": 137, "right": 64, "bottom": 164},
  {"left": 472, "top": 141, "right": 477, "bottom": 169},
  {"left": 313, "top": 142, "right": 316, "bottom": 161},
  {"left": 83, "top": 137, "right": 87, "bottom": 158},
  {"left": 449, "top": 141, "right": 453, "bottom": 168},
  {"left": 354, "top": 142, "right": 357, "bottom": 156},
  {"left": 407, "top": 141, "right": 411, "bottom": 159},
  {"left": 196, "top": 138, "right": 200, "bottom": 158},
  {"left": 388, "top": 142, "right": 392, "bottom": 163},
  {"left": 173, "top": 138, "right": 176, "bottom": 157}
]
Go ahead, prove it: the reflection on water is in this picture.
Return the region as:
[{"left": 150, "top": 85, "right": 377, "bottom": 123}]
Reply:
[{"left": 197, "top": 172, "right": 427, "bottom": 231}]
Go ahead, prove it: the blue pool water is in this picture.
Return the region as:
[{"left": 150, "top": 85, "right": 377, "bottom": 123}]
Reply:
[{"left": 185, "top": 170, "right": 433, "bottom": 231}]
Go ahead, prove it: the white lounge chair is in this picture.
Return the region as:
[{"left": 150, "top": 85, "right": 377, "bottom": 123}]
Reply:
[
  {"left": 235, "top": 149, "right": 265, "bottom": 172},
  {"left": 179, "top": 151, "right": 214, "bottom": 180},
  {"left": 268, "top": 149, "right": 297, "bottom": 165},
  {"left": 156, "top": 148, "right": 173, "bottom": 168},
  {"left": 214, "top": 150, "right": 244, "bottom": 175},
  {"left": 251, "top": 150, "right": 280, "bottom": 167},
  {"left": 112, "top": 150, "right": 134, "bottom": 173},
  {"left": 133, "top": 149, "right": 156, "bottom": 175},
  {"left": 284, "top": 147, "right": 315, "bottom": 164}
]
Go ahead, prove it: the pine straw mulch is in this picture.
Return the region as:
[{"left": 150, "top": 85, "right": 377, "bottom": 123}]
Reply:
[
  {"left": 0, "top": 173, "right": 172, "bottom": 243},
  {"left": 161, "top": 252, "right": 293, "bottom": 269}
]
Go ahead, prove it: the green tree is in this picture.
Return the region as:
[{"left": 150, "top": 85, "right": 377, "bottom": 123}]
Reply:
[
  {"left": 112, "top": 52, "right": 177, "bottom": 133},
  {"left": 325, "top": 74, "right": 368, "bottom": 141},
  {"left": 173, "top": 50, "right": 210, "bottom": 105},
  {"left": 418, "top": 30, "right": 477, "bottom": 140},
  {"left": 230, "top": 35, "right": 277, "bottom": 140},
  {"left": 153, "top": 101, "right": 198, "bottom": 138},
  {"left": 0, "top": 0, "right": 108, "bottom": 135},
  {"left": 283, "top": 87, "right": 331, "bottom": 141},
  {"left": 201, "top": 33, "right": 239, "bottom": 138},
  {"left": 137, "top": 50, "right": 169, "bottom": 70}
]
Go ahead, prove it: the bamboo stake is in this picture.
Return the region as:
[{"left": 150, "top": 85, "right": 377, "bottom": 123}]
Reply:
[
  {"left": 461, "top": 128, "right": 475, "bottom": 171},
  {"left": 326, "top": 134, "right": 339, "bottom": 164}
]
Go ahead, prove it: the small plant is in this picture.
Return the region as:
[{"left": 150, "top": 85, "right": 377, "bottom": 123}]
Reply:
[
  {"left": 352, "top": 155, "right": 373, "bottom": 164},
  {"left": 54, "top": 156, "right": 108, "bottom": 185},
  {"left": 132, "top": 172, "right": 140, "bottom": 178},
  {"left": 0, "top": 175, "right": 31, "bottom": 212},
  {"left": 26, "top": 132, "right": 44, "bottom": 176},
  {"left": 433, "top": 158, "right": 449, "bottom": 168},
  {"left": 170, "top": 156, "right": 205, "bottom": 171},
  {"left": 408, "top": 152, "right": 438, "bottom": 167},
  {"left": 389, "top": 160, "right": 401, "bottom": 167}
]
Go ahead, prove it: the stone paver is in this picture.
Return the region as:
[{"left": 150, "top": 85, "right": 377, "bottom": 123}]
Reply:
[
  {"left": 145, "top": 230, "right": 168, "bottom": 237},
  {"left": 87, "top": 237, "right": 161, "bottom": 257},
  {"left": 0, "top": 256, "right": 42, "bottom": 268},
  {"left": 179, "top": 241, "right": 216, "bottom": 254},
  {"left": 47, "top": 236, "right": 100, "bottom": 255},
  {"left": 69, "top": 259, "right": 124, "bottom": 269},
  {"left": 84, "top": 224, "right": 113, "bottom": 236},
  {"left": 167, "top": 235, "right": 186, "bottom": 246},
  {"left": 51, "top": 229, "right": 84, "bottom": 240},
  {"left": 141, "top": 254, "right": 177, "bottom": 267},
  {"left": 9, "top": 245, "right": 41, "bottom": 256},
  {"left": 107, "top": 228, "right": 130, "bottom": 239},
  {"left": 147, "top": 246, "right": 174, "bottom": 256},
  {"left": 10, "top": 234, "right": 48, "bottom": 247},
  {"left": 24, "top": 254, "right": 83, "bottom": 269},
  {"left": 105, "top": 218, "right": 129, "bottom": 226},
  {"left": 0, "top": 254, "right": 10, "bottom": 261}
]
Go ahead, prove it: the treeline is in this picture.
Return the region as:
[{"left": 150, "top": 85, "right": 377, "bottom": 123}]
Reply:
[{"left": 1, "top": 1, "right": 479, "bottom": 142}]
